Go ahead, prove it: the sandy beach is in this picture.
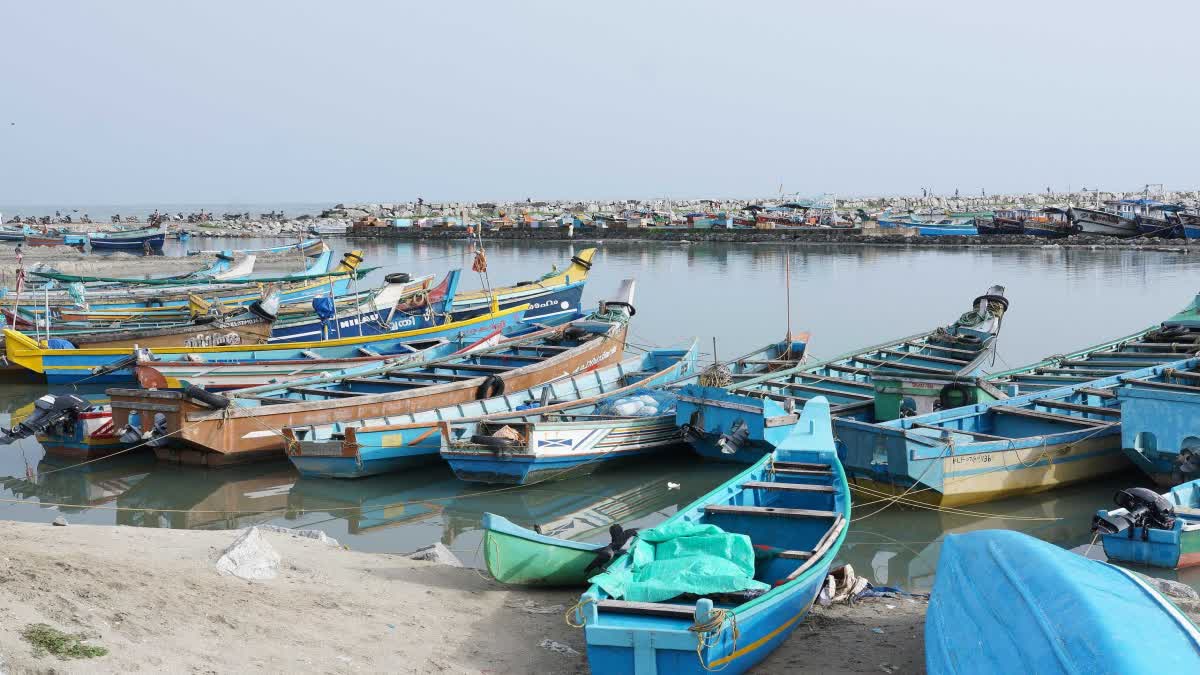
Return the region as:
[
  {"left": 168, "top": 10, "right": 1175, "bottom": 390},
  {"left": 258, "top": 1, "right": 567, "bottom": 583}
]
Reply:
[{"left": 0, "top": 520, "right": 929, "bottom": 674}]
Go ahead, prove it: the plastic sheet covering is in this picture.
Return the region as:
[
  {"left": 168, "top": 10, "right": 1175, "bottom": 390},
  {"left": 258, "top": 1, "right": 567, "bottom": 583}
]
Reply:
[
  {"left": 312, "top": 295, "right": 336, "bottom": 320},
  {"left": 597, "top": 388, "right": 678, "bottom": 418},
  {"left": 589, "top": 521, "right": 768, "bottom": 602}
]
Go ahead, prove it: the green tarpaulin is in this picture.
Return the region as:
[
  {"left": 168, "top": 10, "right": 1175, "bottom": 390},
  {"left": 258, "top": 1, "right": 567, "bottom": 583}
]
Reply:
[{"left": 589, "top": 521, "right": 769, "bottom": 603}]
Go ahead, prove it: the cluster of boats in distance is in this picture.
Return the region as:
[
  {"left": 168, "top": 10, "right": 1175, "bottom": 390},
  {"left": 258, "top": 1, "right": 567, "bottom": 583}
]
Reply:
[
  {"left": 880, "top": 200, "right": 1200, "bottom": 239},
  {"left": 1, "top": 236, "right": 1198, "bottom": 672},
  {"left": 0, "top": 221, "right": 179, "bottom": 250}
]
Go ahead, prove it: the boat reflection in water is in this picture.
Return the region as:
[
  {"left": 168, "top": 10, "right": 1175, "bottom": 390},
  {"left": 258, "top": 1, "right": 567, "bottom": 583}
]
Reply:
[
  {"left": 841, "top": 470, "right": 1200, "bottom": 591},
  {"left": 115, "top": 462, "right": 299, "bottom": 530},
  {"left": 287, "top": 456, "right": 736, "bottom": 562},
  {"left": 0, "top": 453, "right": 156, "bottom": 513}
]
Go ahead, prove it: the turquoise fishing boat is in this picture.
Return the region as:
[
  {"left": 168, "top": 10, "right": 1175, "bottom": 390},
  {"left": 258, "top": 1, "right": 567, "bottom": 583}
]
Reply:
[
  {"left": 676, "top": 286, "right": 1008, "bottom": 463},
  {"left": 927, "top": 530, "right": 1200, "bottom": 674},
  {"left": 439, "top": 337, "right": 809, "bottom": 484},
  {"left": 836, "top": 356, "right": 1200, "bottom": 507},
  {"left": 1093, "top": 479, "right": 1200, "bottom": 569},
  {"left": 571, "top": 397, "right": 848, "bottom": 675},
  {"left": 481, "top": 512, "right": 610, "bottom": 586}
]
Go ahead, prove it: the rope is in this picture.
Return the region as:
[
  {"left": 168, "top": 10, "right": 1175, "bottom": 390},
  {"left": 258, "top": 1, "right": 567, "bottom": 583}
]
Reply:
[
  {"left": 564, "top": 597, "right": 594, "bottom": 628},
  {"left": 690, "top": 608, "right": 739, "bottom": 671},
  {"left": 848, "top": 483, "right": 1063, "bottom": 521}
]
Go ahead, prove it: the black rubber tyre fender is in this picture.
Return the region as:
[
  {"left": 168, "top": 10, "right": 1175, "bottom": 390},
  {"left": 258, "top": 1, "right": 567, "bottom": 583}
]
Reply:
[
  {"left": 972, "top": 294, "right": 1009, "bottom": 313},
  {"left": 470, "top": 434, "right": 520, "bottom": 449},
  {"left": 385, "top": 272, "right": 411, "bottom": 284},
  {"left": 343, "top": 252, "right": 365, "bottom": 265},
  {"left": 193, "top": 315, "right": 217, "bottom": 325},
  {"left": 476, "top": 374, "right": 505, "bottom": 399},
  {"left": 605, "top": 301, "right": 637, "bottom": 317},
  {"left": 563, "top": 326, "right": 588, "bottom": 340},
  {"left": 570, "top": 255, "right": 592, "bottom": 270},
  {"left": 938, "top": 382, "right": 977, "bottom": 410},
  {"left": 185, "top": 384, "right": 230, "bottom": 409}
]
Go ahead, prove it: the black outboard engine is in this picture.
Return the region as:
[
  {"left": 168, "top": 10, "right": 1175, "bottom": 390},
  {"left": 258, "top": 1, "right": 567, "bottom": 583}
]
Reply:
[
  {"left": 1091, "top": 487, "right": 1177, "bottom": 540},
  {"left": 0, "top": 394, "right": 89, "bottom": 444},
  {"left": 716, "top": 418, "right": 750, "bottom": 456}
]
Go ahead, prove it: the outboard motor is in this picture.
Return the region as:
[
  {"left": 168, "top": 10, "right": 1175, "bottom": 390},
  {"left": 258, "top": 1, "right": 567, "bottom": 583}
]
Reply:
[
  {"left": 248, "top": 291, "right": 280, "bottom": 322},
  {"left": 0, "top": 394, "right": 90, "bottom": 444},
  {"left": 716, "top": 418, "right": 750, "bottom": 455},
  {"left": 1091, "top": 487, "right": 1177, "bottom": 540}
]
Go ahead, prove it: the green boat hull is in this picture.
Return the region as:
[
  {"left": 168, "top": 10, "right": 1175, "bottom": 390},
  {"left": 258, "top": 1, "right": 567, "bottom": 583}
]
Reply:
[{"left": 482, "top": 512, "right": 605, "bottom": 586}]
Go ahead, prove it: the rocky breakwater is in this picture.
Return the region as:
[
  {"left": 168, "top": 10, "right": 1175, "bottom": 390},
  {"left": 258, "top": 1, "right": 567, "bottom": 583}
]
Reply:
[{"left": 345, "top": 224, "right": 1199, "bottom": 250}]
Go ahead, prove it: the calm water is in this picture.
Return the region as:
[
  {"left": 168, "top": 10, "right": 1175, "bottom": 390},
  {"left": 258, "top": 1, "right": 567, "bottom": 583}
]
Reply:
[{"left": 3, "top": 237, "right": 1199, "bottom": 589}]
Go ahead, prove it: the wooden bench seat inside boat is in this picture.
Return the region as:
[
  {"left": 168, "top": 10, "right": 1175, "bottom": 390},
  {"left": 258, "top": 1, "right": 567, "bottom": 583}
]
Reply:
[
  {"left": 741, "top": 481, "right": 836, "bottom": 494},
  {"left": 990, "top": 405, "right": 1114, "bottom": 427},
  {"left": 704, "top": 505, "right": 837, "bottom": 519}
]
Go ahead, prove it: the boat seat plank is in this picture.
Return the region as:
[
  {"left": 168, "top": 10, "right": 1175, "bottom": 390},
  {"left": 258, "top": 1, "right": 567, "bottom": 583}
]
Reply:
[
  {"left": 830, "top": 400, "right": 875, "bottom": 415},
  {"left": 382, "top": 371, "right": 478, "bottom": 382},
  {"left": 1076, "top": 387, "right": 1117, "bottom": 398},
  {"left": 301, "top": 350, "right": 322, "bottom": 360},
  {"left": 793, "top": 373, "right": 875, "bottom": 390},
  {"left": 772, "top": 382, "right": 873, "bottom": 401},
  {"left": 903, "top": 340, "right": 979, "bottom": 358},
  {"left": 772, "top": 461, "right": 831, "bottom": 471},
  {"left": 1123, "top": 379, "right": 1200, "bottom": 394},
  {"left": 357, "top": 347, "right": 381, "bottom": 357},
  {"left": 852, "top": 356, "right": 955, "bottom": 375},
  {"left": 1030, "top": 399, "right": 1121, "bottom": 417},
  {"left": 777, "top": 550, "right": 815, "bottom": 560},
  {"left": 705, "top": 505, "right": 836, "bottom": 519},
  {"left": 596, "top": 600, "right": 695, "bottom": 619},
  {"left": 1033, "top": 367, "right": 1125, "bottom": 377},
  {"left": 909, "top": 423, "right": 1008, "bottom": 441},
  {"left": 880, "top": 348, "right": 970, "bottom": 365},
  {"left": 741, "top": 481, "right": 836, "bottom": 494},
  {"left": 440, "top": 363, "right": 514, "bottom": 373},
  {"left": 286, "top": 386, "right": 365, "bottom": 398},
  {"left": 990, "top": 405, "right": 1113, "bottom": 427}
]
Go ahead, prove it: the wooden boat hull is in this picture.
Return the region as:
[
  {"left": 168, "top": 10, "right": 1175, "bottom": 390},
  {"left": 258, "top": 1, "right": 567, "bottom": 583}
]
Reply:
[
  {"left": 927, "top": 530, "right": 1200, "bottom": 674},
  {"left": 574, "top": 397, "right": 849, "bottom": 675},
  {"left": 107, "top": 321, "right": 627, "bottom": 466},
  {"left": 482, "top": 512, "right": 604, "bottom": 586},
  {"left": 58, "top": 313, "right": 274, "bottom": 350},
  {"left": 1070, "top": 206, "right": 1139, "bottom": 237},
  {"left": 89, "top": 232, "right": 166, "bottom": 250}
]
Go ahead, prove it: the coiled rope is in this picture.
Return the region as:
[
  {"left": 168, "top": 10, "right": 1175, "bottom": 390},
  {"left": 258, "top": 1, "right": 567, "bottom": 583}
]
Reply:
[{"left": 690, "top": 608, "right": 739, "bottom": 671}]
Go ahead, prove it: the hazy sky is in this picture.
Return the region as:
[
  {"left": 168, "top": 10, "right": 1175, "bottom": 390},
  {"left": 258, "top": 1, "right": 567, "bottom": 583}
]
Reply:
[{"left": 3, "top": 1, "right": 1196, "bottom": 204}]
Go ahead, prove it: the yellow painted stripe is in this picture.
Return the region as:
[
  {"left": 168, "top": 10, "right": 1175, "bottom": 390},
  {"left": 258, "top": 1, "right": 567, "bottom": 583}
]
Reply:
[{"left": 707, "top": 600, "right": 815, "bottom": 668}]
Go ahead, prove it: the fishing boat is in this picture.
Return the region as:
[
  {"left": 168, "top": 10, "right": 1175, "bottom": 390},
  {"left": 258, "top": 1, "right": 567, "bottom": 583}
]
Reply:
[
  {"left": 106, "top": 287, "right": 635, "bottom": 466},
  {"left": 974, "top": 211, "right": 1025, "bottom": 236},
  {"left": 571, "top": 396, "right": 849, "bottom": 675},
  {"left": 926, "top": 530, "right": 1200, "bottom": 674},
  {"left": 1069, "top": 205, "right": 1139, "bottom": 237},
  {"left": 676, "top": 287, "right": 1008, "bottom": 463},
  {"left": 1019, "top": 207, "right": 1077, "bottom": 238},
  {"left": 1179, "top": 212, "right": 1200, "bottom": 240},
  {"left": 11, "top": 248, "right": 365, "bottom": 314},
  {"left": 481, "top": 512, "right": 611, "bottom": 586},
  {"left": 837, "top": 357, "right": 1200, "bottom": 507},
  {"left": 1113, "top": 378, "right": 1200, "bottom": 486},
  {"left": 439, "top": 338, "right": 809, "bottom": 484},
  {"left": 88, "top": 226, "right": 166, "bottom": 251},
  {"left": 450, "top": 247, "right": 597, "bottom": 325},
  {"left": 3, "top": 293, "right": 526, "bottom": 383},
  {"left": 133, "top": 334, "right": 475, "bottom": 390},
  {"left": 1092, "top": 478, "right": 1200, "bottom": 569},
  {"left": 187, "top": 238, "right": 327, "bottom": 257},
  {"left": 0, "top": 224, "right": 29, "bottom": 241},
  {"left": 0, "top": 392, "right": 132, "bottom": 458}
]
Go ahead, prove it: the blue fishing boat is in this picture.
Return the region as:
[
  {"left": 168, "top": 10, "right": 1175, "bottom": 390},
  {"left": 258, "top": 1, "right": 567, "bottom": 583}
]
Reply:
[
  {"left": 1092, "top": 479, "right": 1200, "bottom": 569},
  {"left": 926, "top": 529, "right": 1200, "bottom": 674},
  {"left": 837, "top": 356, "right": 1200, "bottom": 507},
  {"left": 1115, "top": 379, "right": 1200, "bottom": 486},
  {"left": 88, "top": 227, "right": 167, "bottom": 251},
  {"left": 571, "top": 396, "right": 848, "bottom": 675},
  {"left": 439, "top": 337, "right": 809, "bottom": 484},
  {"left": 266, "top": 271, "right": 454, "bottom": 342},
  {"left": 676, "top": 287, "right": 1008, "bottom": 463}
]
